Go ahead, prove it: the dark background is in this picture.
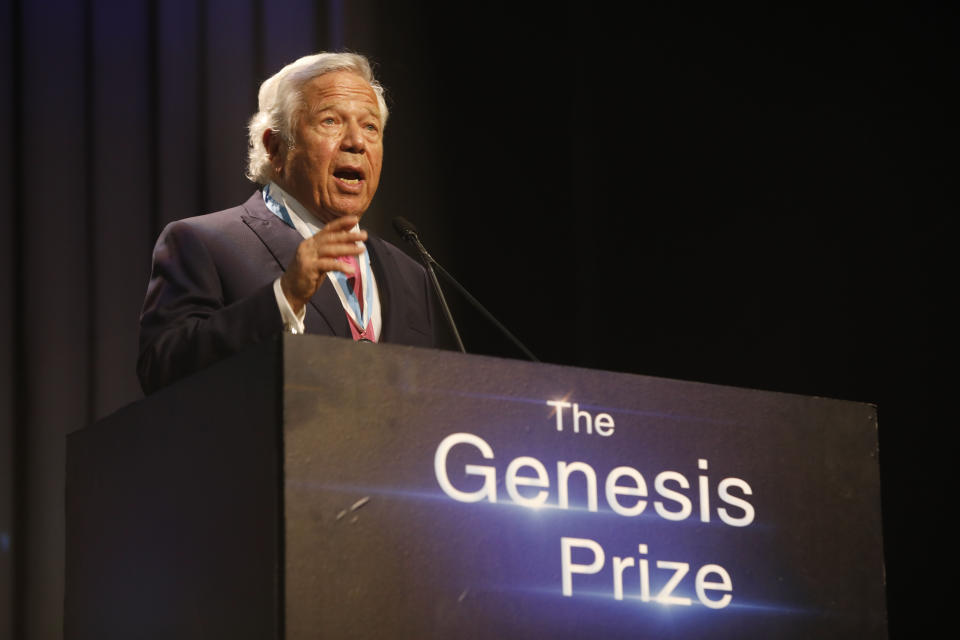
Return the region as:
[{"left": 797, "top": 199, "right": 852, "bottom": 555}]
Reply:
[{"left": 0, "top": 0, "right": 948, "bottom": 637}]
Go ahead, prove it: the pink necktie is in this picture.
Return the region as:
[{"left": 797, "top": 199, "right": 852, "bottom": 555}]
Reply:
[{"left": 341, "top": 255, "right": 376, "bottom": 342}]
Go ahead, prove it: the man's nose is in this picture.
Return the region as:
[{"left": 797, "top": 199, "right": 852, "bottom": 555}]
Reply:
[{"left": 341, "top": 120, "right": 366, "bottom": 153}]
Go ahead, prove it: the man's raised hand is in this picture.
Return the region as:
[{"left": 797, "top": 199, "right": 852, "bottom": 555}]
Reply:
[{"left": 280, "top": 215, "right": 367, "bottom": 314}]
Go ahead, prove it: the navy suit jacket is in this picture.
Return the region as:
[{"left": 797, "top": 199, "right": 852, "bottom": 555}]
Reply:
[{"left": 138, "top": 191, "right": 446, "bottom": 394}]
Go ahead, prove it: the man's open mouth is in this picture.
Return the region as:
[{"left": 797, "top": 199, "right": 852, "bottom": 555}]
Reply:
[{"left": 334, "top": 168, "right": 364, "bottom": 185}]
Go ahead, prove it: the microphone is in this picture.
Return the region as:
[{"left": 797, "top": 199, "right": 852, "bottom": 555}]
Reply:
[
  {"left": 393, "top": 217, "right": 466, "bottom": 353},
  {"left": 393, "top": 217, "right": 539, "bottom": 362},
  {"left": 392, "top": 216, "right": 437, "bottom": 264}
]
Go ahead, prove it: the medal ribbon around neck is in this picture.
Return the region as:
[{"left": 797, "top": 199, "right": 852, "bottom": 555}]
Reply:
[
  {"left": 328, "top": 252, "right": 374, "bottom": 335},
  {"left": 263, "top": 183, "right": 374, "bottom": 334},
  {"left": 262, "top": 183, "right": 295, "bottom": 229}
]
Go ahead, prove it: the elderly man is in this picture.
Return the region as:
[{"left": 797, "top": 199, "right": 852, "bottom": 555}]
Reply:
[{"left": 138, "top": 52, "right": 447, "bottom": 394}]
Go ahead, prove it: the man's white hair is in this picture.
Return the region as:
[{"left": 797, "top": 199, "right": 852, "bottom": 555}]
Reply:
[{"left": 246, "top": 51, "right": 388, "bottom": 184}]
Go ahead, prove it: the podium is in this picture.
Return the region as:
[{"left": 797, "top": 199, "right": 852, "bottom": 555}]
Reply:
[{"left": 65, "top": 336, "right": 887, "bottom": 638}]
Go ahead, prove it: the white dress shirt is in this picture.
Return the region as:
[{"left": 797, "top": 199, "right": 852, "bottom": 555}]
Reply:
[{"left": 265, "top": 182, "right": 382, "bottom": 338}]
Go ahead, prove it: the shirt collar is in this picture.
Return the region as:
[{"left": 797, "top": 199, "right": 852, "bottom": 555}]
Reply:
[{"left": 263, "top": 181, "right": 360, "bottom": 239}]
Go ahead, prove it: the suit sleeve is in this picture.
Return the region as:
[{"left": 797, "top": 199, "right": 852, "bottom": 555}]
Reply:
[{"left": 137, "top": 220, "right": 283, "bottom": 394}]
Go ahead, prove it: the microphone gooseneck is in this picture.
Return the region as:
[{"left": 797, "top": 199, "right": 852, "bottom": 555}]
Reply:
[
  {"left": 392, "top": 217, "right": 539, "bottom": 362},
  {"left": 393, "top": 217, "right": 466, "bottom": 354}
]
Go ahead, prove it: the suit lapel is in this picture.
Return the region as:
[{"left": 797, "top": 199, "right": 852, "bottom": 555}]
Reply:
[
  {"left": 239, "top": 191, "right": 350, "bottom": 337},
  {"left": 367, "top": 235, "right": 408, "bottom": 344}
]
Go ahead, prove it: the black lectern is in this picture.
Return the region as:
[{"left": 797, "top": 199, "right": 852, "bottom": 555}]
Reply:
[{"left": 66, "top": 335, "right": 887, "bottom": 639}]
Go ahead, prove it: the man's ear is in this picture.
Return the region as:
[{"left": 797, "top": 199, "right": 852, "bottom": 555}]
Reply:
[{"left": 263, "top": 129, "right": 285, "bottom": 172}]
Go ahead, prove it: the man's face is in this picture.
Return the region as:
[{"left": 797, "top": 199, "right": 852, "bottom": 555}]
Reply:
[{"left": 277, "top": 71, "right": 383, "bottom": 223}]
